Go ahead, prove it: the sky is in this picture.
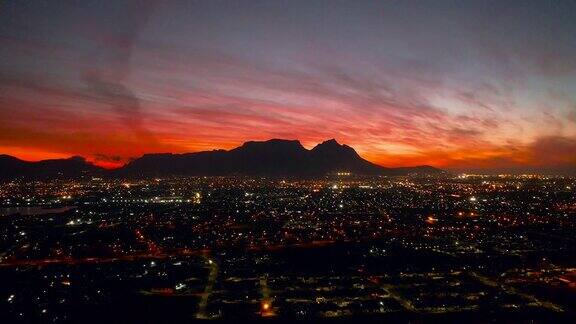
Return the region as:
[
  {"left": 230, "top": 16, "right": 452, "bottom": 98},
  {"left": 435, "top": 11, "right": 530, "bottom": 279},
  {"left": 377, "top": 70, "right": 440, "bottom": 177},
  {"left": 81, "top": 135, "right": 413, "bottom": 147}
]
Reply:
[{"left": 0, "top": 0, "right": 575, "bottom": 172}]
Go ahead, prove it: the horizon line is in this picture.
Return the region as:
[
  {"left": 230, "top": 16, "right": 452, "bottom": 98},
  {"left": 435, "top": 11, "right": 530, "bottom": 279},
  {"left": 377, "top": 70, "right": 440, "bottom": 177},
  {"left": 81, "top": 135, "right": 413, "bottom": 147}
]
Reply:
[{"left": 2, "top": 136, "right": 575, "bottom": 175}]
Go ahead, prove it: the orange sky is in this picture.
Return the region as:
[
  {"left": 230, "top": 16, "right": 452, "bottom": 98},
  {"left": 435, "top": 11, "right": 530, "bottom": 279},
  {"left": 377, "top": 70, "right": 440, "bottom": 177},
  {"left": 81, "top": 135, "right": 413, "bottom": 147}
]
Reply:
[{"left": 1, "top": 1, "right": 575, "bottom": 172}]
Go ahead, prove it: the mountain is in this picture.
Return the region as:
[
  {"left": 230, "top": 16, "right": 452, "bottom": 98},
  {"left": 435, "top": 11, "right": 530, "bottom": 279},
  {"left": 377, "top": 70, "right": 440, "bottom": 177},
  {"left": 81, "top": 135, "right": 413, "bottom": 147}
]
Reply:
[
  {"left": 309, "top": 139, "right": 386, "bottom": 175},
  {"left": 0, "top": 155, "right": 103, "bottom": 181},
  {"left": 0, "top": 139, "right": 443, "bottom": 180},
  {"left": 117, "top": 139, "right": 443, "bottom": 177}
]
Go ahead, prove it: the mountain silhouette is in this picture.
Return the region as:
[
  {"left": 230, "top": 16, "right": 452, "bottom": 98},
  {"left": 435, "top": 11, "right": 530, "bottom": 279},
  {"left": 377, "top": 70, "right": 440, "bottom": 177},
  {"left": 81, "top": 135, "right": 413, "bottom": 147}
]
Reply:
[
  {"left": 0, "top": 139, "right": 443, "bottom": 180},
  {"left": 0, "top": 155, "right": 102, "bottom": 180},
  {"left": 117, "top": 139, "right": 442, "bottom": 177}
]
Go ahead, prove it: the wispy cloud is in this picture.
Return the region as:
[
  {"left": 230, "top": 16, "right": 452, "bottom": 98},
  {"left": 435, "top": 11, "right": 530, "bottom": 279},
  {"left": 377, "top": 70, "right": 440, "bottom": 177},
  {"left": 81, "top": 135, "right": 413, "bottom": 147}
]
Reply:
[{"left": 0, "top": 0, "right": 574, "bottom": 171}]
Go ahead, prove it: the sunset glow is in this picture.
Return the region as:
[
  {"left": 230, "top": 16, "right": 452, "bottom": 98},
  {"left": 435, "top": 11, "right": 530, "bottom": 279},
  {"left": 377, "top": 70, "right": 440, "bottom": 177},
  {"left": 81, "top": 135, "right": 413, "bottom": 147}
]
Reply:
[{"left": 1, "top": 1, "right": 575, "bottom": 172}]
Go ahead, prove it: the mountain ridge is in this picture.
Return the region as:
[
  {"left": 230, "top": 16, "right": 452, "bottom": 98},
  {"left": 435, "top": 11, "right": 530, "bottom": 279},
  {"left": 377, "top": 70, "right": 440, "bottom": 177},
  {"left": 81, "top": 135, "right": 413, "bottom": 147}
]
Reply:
[{"left": 0, "top": 139, "right": 444, "bottom": 180}]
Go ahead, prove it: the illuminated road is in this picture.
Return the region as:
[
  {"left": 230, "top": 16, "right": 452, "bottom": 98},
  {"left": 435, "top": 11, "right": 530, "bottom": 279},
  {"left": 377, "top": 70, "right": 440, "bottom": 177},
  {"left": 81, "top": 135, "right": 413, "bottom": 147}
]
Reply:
[
  {"left": 0, "top": 241, "right": 337, "bottom": 268},
  {"left": 135, "top": 229, "right": 162, "bottom": 255},
  {"left": 259, "top": 275, "right": 276, "bottom": 317},
  {"left": 381, "top": 284, "right": 417, "bottom": 312},
  {"left": 470, "top": 272, "right": 564, "bottom": 312},
  {"left": 0, "top": 248, "right": 211, "bottom": 268},
  {"left": 196, "top": 257, "right": 219, "bottom": 319}
]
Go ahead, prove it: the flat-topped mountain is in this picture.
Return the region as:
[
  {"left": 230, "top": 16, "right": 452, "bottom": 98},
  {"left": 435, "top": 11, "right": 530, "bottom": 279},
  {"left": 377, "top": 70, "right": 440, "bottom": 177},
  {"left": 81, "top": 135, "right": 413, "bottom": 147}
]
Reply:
[
  {"left": 0, "top": 139, "right": 443, "bottom": 180},
  {"left": 117, "top": 139, "right": 442, "bottom": 177}
]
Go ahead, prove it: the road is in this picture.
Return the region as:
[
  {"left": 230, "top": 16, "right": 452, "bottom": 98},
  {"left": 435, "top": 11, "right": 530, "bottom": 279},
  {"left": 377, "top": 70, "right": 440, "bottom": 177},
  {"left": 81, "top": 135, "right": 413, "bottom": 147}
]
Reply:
[
  {"left": 259, "top": 275, "right": 276, "bottom": 317},
  {"left": 470, "top": 271, "right": 563, "bottom": 312},
  {"left": 196, "top": 256, "right": 219, "bottom": 319}
]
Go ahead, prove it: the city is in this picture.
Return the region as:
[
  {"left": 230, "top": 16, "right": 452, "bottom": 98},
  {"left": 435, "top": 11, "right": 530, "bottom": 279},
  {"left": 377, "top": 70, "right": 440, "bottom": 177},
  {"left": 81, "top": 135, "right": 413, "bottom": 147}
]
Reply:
[
  {"left": 1, "top": 174, "right": 574, "bottom": 322},
  {"left": 1, "top": 0, "right": 576, "bottom": 322}
]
